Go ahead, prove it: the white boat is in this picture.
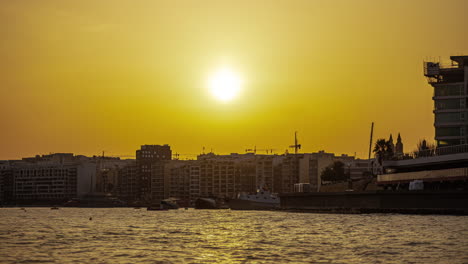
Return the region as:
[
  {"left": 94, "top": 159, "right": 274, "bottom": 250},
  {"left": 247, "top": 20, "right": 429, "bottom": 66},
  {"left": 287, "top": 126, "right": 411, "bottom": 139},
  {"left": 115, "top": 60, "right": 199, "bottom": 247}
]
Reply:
[{"left": 229, "top": 189, "right": 280, "bottom": 210}]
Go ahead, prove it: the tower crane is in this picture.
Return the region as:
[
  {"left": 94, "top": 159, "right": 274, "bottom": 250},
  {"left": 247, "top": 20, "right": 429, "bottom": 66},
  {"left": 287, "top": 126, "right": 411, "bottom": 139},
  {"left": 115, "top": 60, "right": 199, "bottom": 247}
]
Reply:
[
  {"left": 245, "top": 146, "right": 278, "bottom": 154},
  {"left": 289, "top": 131, "right": 301, "bottom": 154}
]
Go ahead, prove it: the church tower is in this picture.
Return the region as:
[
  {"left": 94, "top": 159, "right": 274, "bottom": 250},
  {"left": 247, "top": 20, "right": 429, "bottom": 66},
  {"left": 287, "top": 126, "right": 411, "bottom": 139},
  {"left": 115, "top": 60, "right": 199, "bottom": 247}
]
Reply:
[
  {"left": 388, "top": 134, "right": 395, "bottom": 154},
  {"left": 395, "top": 133, "right": 404, "bottom": 157}
]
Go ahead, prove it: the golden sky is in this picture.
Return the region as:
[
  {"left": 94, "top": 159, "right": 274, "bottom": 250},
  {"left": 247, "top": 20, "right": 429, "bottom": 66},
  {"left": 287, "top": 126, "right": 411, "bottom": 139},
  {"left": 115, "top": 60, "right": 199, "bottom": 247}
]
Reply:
[{"left": 1, "top": 0, "right": 467, "bottom": 160}]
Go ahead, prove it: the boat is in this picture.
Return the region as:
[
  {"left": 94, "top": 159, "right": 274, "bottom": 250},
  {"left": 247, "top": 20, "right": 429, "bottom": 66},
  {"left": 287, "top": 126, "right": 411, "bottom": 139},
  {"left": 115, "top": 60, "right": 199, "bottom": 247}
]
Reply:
[
  {"left": 229, "top": 189, "right": 280, "bottom": 210},
  {"left": 146, "top": 206, "right": 168, "bottom": 211},
  {"left": 195, "top": 198, "right": 218, "bottom": 209},
  {"left": 195, "top": 197, "right": 229, "bottom": 209},
  {"left": 63, "top": 193, "right": 126, "bottom": 207},
  {"left": 160, "top": 198, "right": 179, "bottom": 210}
]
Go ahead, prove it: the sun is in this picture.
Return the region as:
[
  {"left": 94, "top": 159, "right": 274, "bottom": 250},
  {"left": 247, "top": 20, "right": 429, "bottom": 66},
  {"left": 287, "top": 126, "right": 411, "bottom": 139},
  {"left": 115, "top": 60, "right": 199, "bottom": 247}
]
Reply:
[{"left": 208, "top": 68, "right": 242, "bottom": 102}]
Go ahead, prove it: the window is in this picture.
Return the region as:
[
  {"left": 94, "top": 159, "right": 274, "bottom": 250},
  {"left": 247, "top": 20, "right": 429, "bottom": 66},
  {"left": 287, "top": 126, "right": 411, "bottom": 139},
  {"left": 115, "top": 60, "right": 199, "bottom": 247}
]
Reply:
[
  {"left": 435, "top": 113, "right": 461, "bottom": 123},
  {"left": 434, "top": 83, "right": 463, "bottom": 96},
  {"left": 436, "top": 127, "right": 460, "bottom": 137},
  {"left": 435, "top": 99, "right": 461, "bottom": 110}
]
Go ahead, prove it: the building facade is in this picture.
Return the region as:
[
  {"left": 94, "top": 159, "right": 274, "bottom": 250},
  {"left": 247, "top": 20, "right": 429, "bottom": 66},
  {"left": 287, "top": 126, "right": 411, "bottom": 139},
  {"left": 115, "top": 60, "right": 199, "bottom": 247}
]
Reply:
[
  {"left": 135, "top": 145, "right": 172, "bottom": 202},
  {"left": 14, "top": 164, "right": 78, "bottom": 202},
  {"left": 425, "top": 56, "right": 468, "bottom": 146},
  {"left": 117, "top": 161, "right": 139, "bottom": 203}
]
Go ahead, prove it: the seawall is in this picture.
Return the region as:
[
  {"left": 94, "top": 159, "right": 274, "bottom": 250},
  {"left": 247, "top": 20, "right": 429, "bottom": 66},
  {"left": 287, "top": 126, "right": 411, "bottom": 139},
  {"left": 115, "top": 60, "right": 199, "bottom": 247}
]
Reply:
[{"left": 279, "top": 190, "right": 468, "bottom": 215}]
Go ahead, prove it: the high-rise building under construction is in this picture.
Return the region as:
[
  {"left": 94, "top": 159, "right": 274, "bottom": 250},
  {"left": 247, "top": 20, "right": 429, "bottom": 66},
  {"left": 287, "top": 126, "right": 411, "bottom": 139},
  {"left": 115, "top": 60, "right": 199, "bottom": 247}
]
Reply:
[{"left": 424, "top": 56, "right": 468, "bottom": 146}]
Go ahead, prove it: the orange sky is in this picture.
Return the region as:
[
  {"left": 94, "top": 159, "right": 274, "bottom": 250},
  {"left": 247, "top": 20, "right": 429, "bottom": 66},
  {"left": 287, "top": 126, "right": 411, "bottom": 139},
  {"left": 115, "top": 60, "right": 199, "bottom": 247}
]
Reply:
[{"left": 1, "top": 0, "right": 467, "bottom": 160}]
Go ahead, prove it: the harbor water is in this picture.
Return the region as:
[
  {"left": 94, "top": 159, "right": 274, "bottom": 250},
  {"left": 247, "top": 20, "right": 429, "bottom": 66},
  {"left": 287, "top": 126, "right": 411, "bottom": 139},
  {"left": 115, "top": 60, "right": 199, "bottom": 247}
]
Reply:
[{"left": 0, "top": 208, "right": 467, "bottom": 263}]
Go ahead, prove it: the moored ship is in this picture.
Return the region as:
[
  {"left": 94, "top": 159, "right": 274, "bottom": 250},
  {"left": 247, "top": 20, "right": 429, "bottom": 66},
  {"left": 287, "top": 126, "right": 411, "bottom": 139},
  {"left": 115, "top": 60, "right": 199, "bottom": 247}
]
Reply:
[
  {"left": 64, "top": 193, "right": 126, "bottom": 207},
  {"left": 195, "top": 197, "right": 229, "bottom": 209},
  {"left": 229, "top": 189, "right": 280, "bottom": 210}
]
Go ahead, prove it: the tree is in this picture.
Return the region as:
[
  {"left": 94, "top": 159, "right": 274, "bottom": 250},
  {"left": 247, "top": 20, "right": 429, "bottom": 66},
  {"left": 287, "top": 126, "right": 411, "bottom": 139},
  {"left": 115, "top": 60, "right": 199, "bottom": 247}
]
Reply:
[
  {"left": 373, "top": 138, "right": 394, "bottom": 165},
  {"left": 320, "top": 161, "right": 347, "bottom": 183}
]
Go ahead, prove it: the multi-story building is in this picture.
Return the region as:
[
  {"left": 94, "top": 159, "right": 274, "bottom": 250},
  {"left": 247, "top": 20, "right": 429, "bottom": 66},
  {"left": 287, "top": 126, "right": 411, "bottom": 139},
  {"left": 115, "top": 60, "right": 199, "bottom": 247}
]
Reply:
[
  {"left": 117, "top": 161, "right": 139, "bottom": 203},
  {"left": 188, "top": 164, "right": 201, "bottom": 202},
  {"left": 0, "top": 161, "right": 12, "bottom": 204},
  {"left": 424, "top": 56, "right": 468, "bottom": 146},
  {"left": 0, "top": 154, "right": 98, "bottom": 204},
  {"left": 236, "top": 156, "right": 256, "bottom": 194},
  {"left": 0, "top": 160, "right": 11, "bottom": 204},
  {"left": 255, "top": 155, "right": 274, "bottom": 190},
  {"left": 273, "top": 154, "right": 301, "bottom": 193},
  {"left": 150, "top": 160, "right": 168, "bottom": 203},
  {"left": 198, "top": 157, "right": 236, "bottom": 199},
  {"left": 95, "top": 157, "right": 133, "bottom": 194},
  {"left": 14, "top": 164, "right": 78, "bottom": 202},
  {"left": 167, "top": 160, "right": 192, "bottom": 205},
  {"left": 135, "top": 145, "right": 172, "bottom": 202}
]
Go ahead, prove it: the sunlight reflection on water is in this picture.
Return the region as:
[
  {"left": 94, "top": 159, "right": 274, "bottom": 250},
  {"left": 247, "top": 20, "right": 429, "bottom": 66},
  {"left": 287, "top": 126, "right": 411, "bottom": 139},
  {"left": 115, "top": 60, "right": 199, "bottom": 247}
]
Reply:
[{"left": 0, "top": 208, "right": 467, "bottom": 263}]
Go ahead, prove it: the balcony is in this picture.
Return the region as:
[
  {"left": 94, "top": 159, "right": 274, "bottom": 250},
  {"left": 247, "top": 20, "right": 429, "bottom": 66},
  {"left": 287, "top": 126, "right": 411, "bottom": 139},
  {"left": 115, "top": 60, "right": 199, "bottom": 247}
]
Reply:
[{"left": 434, "top": 121, "right": 468, "bottom": 127}]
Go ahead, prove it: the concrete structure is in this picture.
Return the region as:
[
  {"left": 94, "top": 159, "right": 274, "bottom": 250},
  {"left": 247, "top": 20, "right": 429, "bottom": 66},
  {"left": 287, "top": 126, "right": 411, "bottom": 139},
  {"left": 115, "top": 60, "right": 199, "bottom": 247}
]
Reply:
[
  {"left": 424, "top": 56, "right": 468, "bottom": 146},
  {"left": 280, "top": 190, "right": 468, "bottom": 215},
  {"left": 379, "top": 144, "right": 468, "bottom": 190}
]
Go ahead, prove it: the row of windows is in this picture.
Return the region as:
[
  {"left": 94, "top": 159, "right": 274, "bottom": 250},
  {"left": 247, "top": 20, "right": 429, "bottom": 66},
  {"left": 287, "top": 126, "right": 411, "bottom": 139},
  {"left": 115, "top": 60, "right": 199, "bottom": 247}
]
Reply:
[
  {"left": 434, "top": 83, "right": 464, "bottom": 96},
  {"left": 436, "top": 127, "right": 464, "bottom": 137},
  {"left": 435, "top": 112, "right": 467, "bottom": 123},
  {"left": 435, "top": 98, "right": 467, "bottom": 110}
]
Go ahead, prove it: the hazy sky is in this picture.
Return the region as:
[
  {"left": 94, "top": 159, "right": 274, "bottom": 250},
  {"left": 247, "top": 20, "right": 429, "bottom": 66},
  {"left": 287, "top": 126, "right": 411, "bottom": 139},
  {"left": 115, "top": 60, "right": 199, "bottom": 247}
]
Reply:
[{"left": 1, "top": 0, "right": 467, "bottom": 159}]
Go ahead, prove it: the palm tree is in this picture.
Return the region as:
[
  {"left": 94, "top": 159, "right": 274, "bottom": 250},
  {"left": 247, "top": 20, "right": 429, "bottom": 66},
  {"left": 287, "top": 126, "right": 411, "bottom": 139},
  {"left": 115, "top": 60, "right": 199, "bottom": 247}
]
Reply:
[{"left": 373, "top": 138, "right": 394, "bottom": 165}]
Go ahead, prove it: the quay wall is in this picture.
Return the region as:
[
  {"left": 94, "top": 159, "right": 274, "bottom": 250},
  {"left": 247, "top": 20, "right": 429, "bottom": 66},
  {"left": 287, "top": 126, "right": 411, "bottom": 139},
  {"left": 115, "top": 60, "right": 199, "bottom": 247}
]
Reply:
[{"left": 279, "top": 191, "right": 468, "bottom": 214}]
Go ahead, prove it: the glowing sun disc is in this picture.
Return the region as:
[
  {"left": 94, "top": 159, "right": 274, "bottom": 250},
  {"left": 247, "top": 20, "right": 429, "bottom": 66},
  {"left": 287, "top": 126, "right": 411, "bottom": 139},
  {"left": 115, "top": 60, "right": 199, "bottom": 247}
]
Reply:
[{"left": 208, "top": 68, "right": 242, "bottom": 102}]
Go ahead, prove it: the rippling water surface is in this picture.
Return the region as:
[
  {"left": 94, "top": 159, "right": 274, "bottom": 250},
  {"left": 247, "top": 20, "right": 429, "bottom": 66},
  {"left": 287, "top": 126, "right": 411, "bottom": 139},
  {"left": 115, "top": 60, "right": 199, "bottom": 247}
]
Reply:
[{"left": 0, "top": 208, "right": 467, "bottom": 263}]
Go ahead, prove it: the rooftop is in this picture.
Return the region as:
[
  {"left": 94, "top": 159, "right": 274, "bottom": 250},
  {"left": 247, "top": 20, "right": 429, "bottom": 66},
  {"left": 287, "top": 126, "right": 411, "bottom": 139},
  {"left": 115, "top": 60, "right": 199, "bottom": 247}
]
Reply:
[{"left": 450, "top": 56, "right": 468, "bottom": 67}]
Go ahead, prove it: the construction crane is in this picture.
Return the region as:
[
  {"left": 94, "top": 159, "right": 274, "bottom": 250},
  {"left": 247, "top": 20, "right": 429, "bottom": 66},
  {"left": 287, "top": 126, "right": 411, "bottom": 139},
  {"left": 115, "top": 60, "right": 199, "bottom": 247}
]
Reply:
[
  {"left": 289, "top": 131, "right": 301, "bottom": 154},
  {"left": 245, "top": 146, "right": 278, "bottom": 154},
  {"left": 368, "top": 122, "right": 374, "bottom": 159},
  {"left": 107, "top": 155, "right": 135, "bottom": 158}
]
